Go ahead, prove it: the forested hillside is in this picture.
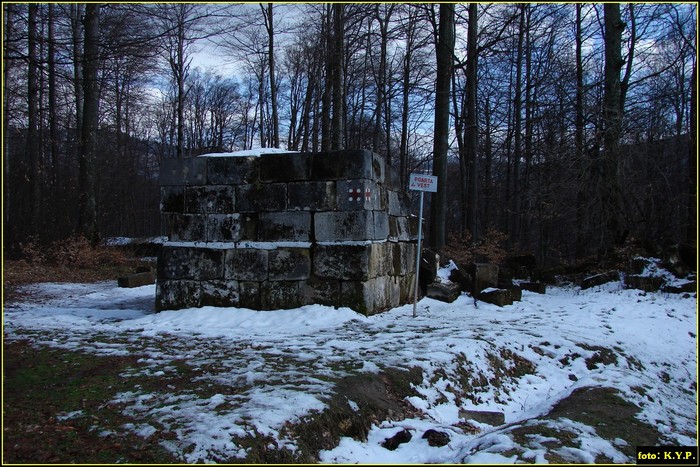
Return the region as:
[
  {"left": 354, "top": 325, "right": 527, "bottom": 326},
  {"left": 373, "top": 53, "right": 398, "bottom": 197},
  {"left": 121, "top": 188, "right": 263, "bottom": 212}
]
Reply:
[{"left": 3, "top": 3, "right": 696, "bottom": 265}]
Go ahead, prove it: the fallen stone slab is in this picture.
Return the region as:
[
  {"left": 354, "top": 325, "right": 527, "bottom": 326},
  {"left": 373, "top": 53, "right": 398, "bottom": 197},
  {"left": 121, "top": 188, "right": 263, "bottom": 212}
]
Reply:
[
  {"left": 459, "top": 409, "right": 505, "bottom": 426},
  {"left": 624, "top": 274, "right": 664, "bottom": 292},
  {"left": 580, "top": 270, "right": 619, "bottom": 290},
  {"left": 477, "top": 288, "right": 514, "bottom": 306},
  {"left": 426, "top": 281, "right": 461, "bottom": 303},
  {"left": 520, "top": 281, "right": 547, "bottom": 294},
  {"left": 118, "top": 271, "right": 155, "bottom": 288},
  {"left": 661, "top": 281, "right": 696, "bottom": 294}
]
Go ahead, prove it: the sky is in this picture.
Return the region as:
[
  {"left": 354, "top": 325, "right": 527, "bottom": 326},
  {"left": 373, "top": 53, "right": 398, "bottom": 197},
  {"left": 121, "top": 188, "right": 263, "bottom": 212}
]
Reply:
[{"left": 3, "top": 259, "right": 697, "bottom": 464}]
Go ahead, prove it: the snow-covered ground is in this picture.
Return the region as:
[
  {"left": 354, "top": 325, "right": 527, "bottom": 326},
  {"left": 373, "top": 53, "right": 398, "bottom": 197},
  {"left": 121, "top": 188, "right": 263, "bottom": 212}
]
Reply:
[{"left": 3, "top": 266, "right": 697, "bottom": 463}]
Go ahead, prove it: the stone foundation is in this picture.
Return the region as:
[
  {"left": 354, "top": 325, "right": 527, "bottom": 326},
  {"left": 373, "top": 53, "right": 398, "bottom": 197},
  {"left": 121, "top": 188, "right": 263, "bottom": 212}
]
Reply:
[{"left": 156, "top": 149, "right": 417, "bottom": 315}]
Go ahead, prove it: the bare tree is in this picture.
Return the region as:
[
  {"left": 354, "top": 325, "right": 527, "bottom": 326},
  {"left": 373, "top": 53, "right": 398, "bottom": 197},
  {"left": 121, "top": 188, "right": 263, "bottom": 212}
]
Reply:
[
  {"left": 77, "top": 3, "right": 100, "bottom": 243},
  {"left": 429, "top": 3, "right": 455, "bottom": 251}
]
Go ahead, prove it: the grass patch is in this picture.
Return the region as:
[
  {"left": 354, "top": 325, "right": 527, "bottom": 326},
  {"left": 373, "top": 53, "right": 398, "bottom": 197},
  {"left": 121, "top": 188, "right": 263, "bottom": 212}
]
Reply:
[{"left": 3, "top": 339, "right": 181, "bottom": 464}]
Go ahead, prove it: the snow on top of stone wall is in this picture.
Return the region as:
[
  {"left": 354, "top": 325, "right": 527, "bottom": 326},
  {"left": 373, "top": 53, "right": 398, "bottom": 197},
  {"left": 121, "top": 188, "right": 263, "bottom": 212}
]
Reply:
[{"left": 198, "top": 148, "right": 300, "bottom": 158}]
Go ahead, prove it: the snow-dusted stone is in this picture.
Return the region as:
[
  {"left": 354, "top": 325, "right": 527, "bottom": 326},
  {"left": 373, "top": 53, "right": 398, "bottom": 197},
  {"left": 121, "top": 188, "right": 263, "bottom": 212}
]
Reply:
[
  {"left": 426, "top": 281, "right": 461, "bottom": 303},
  {"left": 661, "top": 281, "right": 696, "bottom": 294},
  {"left": 259, "top": 152, "right": 311, "bottom": 181},
  {"left": 624, "top": 275, "right": 664, "bottom": 292},
  {"left": 580, "top": 270, "right": 620, "bottom": 289},
  {"left": 477, "top": 288, "right": 514, "bottom": 307},
  {"left": 206, "top": 156, "right": 259, "bottom": 184}
]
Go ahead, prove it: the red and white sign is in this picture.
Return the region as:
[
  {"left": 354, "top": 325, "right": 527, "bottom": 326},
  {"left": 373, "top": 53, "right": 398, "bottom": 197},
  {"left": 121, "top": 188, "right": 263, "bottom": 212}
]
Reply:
[{"left": 409, "top": 173, "right": 438, "bottom": 192}]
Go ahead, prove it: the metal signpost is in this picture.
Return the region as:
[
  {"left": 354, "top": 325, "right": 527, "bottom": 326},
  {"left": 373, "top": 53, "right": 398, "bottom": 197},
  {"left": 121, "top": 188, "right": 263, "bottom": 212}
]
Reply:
[{"left": 408, "top": 173, "right": 438, "bottom": 318}]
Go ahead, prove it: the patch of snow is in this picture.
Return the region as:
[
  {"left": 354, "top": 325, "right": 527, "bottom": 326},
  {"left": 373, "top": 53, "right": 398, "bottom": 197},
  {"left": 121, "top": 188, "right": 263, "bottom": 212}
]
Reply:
[
  {"left": 198, "top": 148, "right": 299, "bottom": 158},
  {"left": 4, "top": 259, "right": 697, "bottom": 463}
]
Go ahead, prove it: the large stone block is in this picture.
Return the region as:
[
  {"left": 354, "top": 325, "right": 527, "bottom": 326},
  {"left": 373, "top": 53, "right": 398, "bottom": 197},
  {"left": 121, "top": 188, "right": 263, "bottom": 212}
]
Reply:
[
  {"left": 201, "top": 280, "right": 239, "bottom": 307},
  {"left": 185, "top": 185, "right": 235, "bottom": 213},
  {"left": 164, "top": 213, "right": 206, "bottom": 242},
  {"left": 580, "top": 270, "right": 620, "bottom": 290},
  {"left": 156, "top": 280, "right": 201, "bottom": 311},
  {"left": 207, "top": 156, "right": 259, "bottom": 184},
  {"left": 341, "top": 276, "right": 398, "bottom": 316},
  {"left": 260, "top": 153, "right": 310, "bottom": 181},
  {"left": 310, "top": 149, "right": 384, "bottom": 182},
  {"left": 161, "top": 186, "right": 185, "bottom": 213},
  {"left": 225, "top": 249, "right": 269, "bottom": 281},
  {"left": 336, "top": 180, "right": 381, "bottom": 211},
  {"left": 258, "top": 212, "right": 311, "bottom": 242},
  {"left": 118, "top": 271, "right": 155, "bottom": 288},
  {"left": 160, "top": 157, "right": 207, "bottom": 186},
  {"left": 261, "top": 281, "right": 305, "bottom": 310},
  {"left": 314, "top": 211, "right": 374, "bottom": 241},
  {"left": 313, "top": 244, "right": 372, "bottom": 280},
  {"left": 269, "top": 248, "right": 311, "bottom": 280},
  {"left": 288, "top": 181, "right": 336, "bottom": 211},
  {"left": 206, "top": 214, "right": 241, "bottom": 242},
  {"left": 389, "top": 216, "right": 411, "bottom": 242},
  {"left": 471, "top": 263, "right": 499, "bottom": 293},
  {"left": 391, "top": 242, "right": 417, "bottom": 276},
  {"left": 388, "top": 190, "right": 412, "bottom": 217},
  {"left": 427, "top": 281, "right": 461, "bottom": 303},
  {"left": 239, "top": 213, "right": 259, "bottom": 241},
  {"left": 374, "top": 212, "right": 390, "bottom": 240},
  {"left": 238, "top": 281, "right": 261, "bottom": 309},
  {"left": 158, "top": 246, "right": 225, "bottom": 280},
  {"left": 477, "top": 288, "right": 513, "bottom": 306},
  {"left": 301, "top": 277, "right": 341, "bottom": 308},
  {"left": 236, "top": 183, "right": 287, "bottom": 212}
]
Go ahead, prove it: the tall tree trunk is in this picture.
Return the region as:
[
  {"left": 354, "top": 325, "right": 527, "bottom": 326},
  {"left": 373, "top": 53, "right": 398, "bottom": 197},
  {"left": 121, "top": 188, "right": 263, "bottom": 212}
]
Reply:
[
  {"left": 262, "top": 3, "right": 279, "bottom": 148},
  {"left": 78, "top": 3, "right": 100, "bottom": 244},
  {"left": 574, "top": 4, "right": 587, "bottom": 258},
  {"left": 71, "top": 4, "right": 83, "bottom": 138},
  {"left": 601, "top": 3, "right": 626, "bottom": 253},
  {"left": 429, "top": 3, "right": 455, "bottom": 251},
  {"left": 688, "top": 62, "right": 697, "bottom": 245},
  {"left": 510, "top": 4, "right": 525, "bottom": 247},
  {"left": 48, "top": 4, "right": 59, "bottom": 223},
  {"left": 27, "top": 4, "right": 42, "bottom": 237},
  {"left": 320, "top": 5, "right": 331, "bottom": 152},
  {"left": 465, "top": 3, "right": 478, "bottom": 241},
  {"left": 331, "top": 3, "right": 344, "bottom": 150},
  {"left": 3, "top": 4, "right": 14, "bottom": 241}
]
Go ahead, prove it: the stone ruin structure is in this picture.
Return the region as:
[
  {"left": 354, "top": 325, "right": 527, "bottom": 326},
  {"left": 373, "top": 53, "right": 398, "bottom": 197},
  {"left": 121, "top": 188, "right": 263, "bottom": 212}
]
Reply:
[{"left": 156, "top": 149, "right": 417, "bottom": 315}]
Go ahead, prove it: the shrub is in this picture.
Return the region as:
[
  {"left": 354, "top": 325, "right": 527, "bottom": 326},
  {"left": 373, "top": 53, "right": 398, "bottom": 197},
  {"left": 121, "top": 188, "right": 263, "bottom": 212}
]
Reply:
[{"left": 445, "top": 227, "right": 509, "bottom": 265}]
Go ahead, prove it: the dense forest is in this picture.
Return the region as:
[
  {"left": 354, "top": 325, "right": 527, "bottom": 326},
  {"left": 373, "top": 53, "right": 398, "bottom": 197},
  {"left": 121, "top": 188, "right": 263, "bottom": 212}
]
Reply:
[{"left": 2, "top": 3, "right": 696, "bottom": 267}]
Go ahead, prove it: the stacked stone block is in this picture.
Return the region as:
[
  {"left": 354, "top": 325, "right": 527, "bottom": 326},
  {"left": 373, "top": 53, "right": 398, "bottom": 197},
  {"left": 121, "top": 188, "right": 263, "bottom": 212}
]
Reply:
[{"left": 157, "top": 149, "right": 417, "bottom": 315}]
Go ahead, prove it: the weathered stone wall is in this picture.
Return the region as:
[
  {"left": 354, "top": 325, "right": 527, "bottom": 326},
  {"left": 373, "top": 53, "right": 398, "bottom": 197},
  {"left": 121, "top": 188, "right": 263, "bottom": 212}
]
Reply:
[{"left": 156, "top": 149, "right": 417, "bottom": 315}]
